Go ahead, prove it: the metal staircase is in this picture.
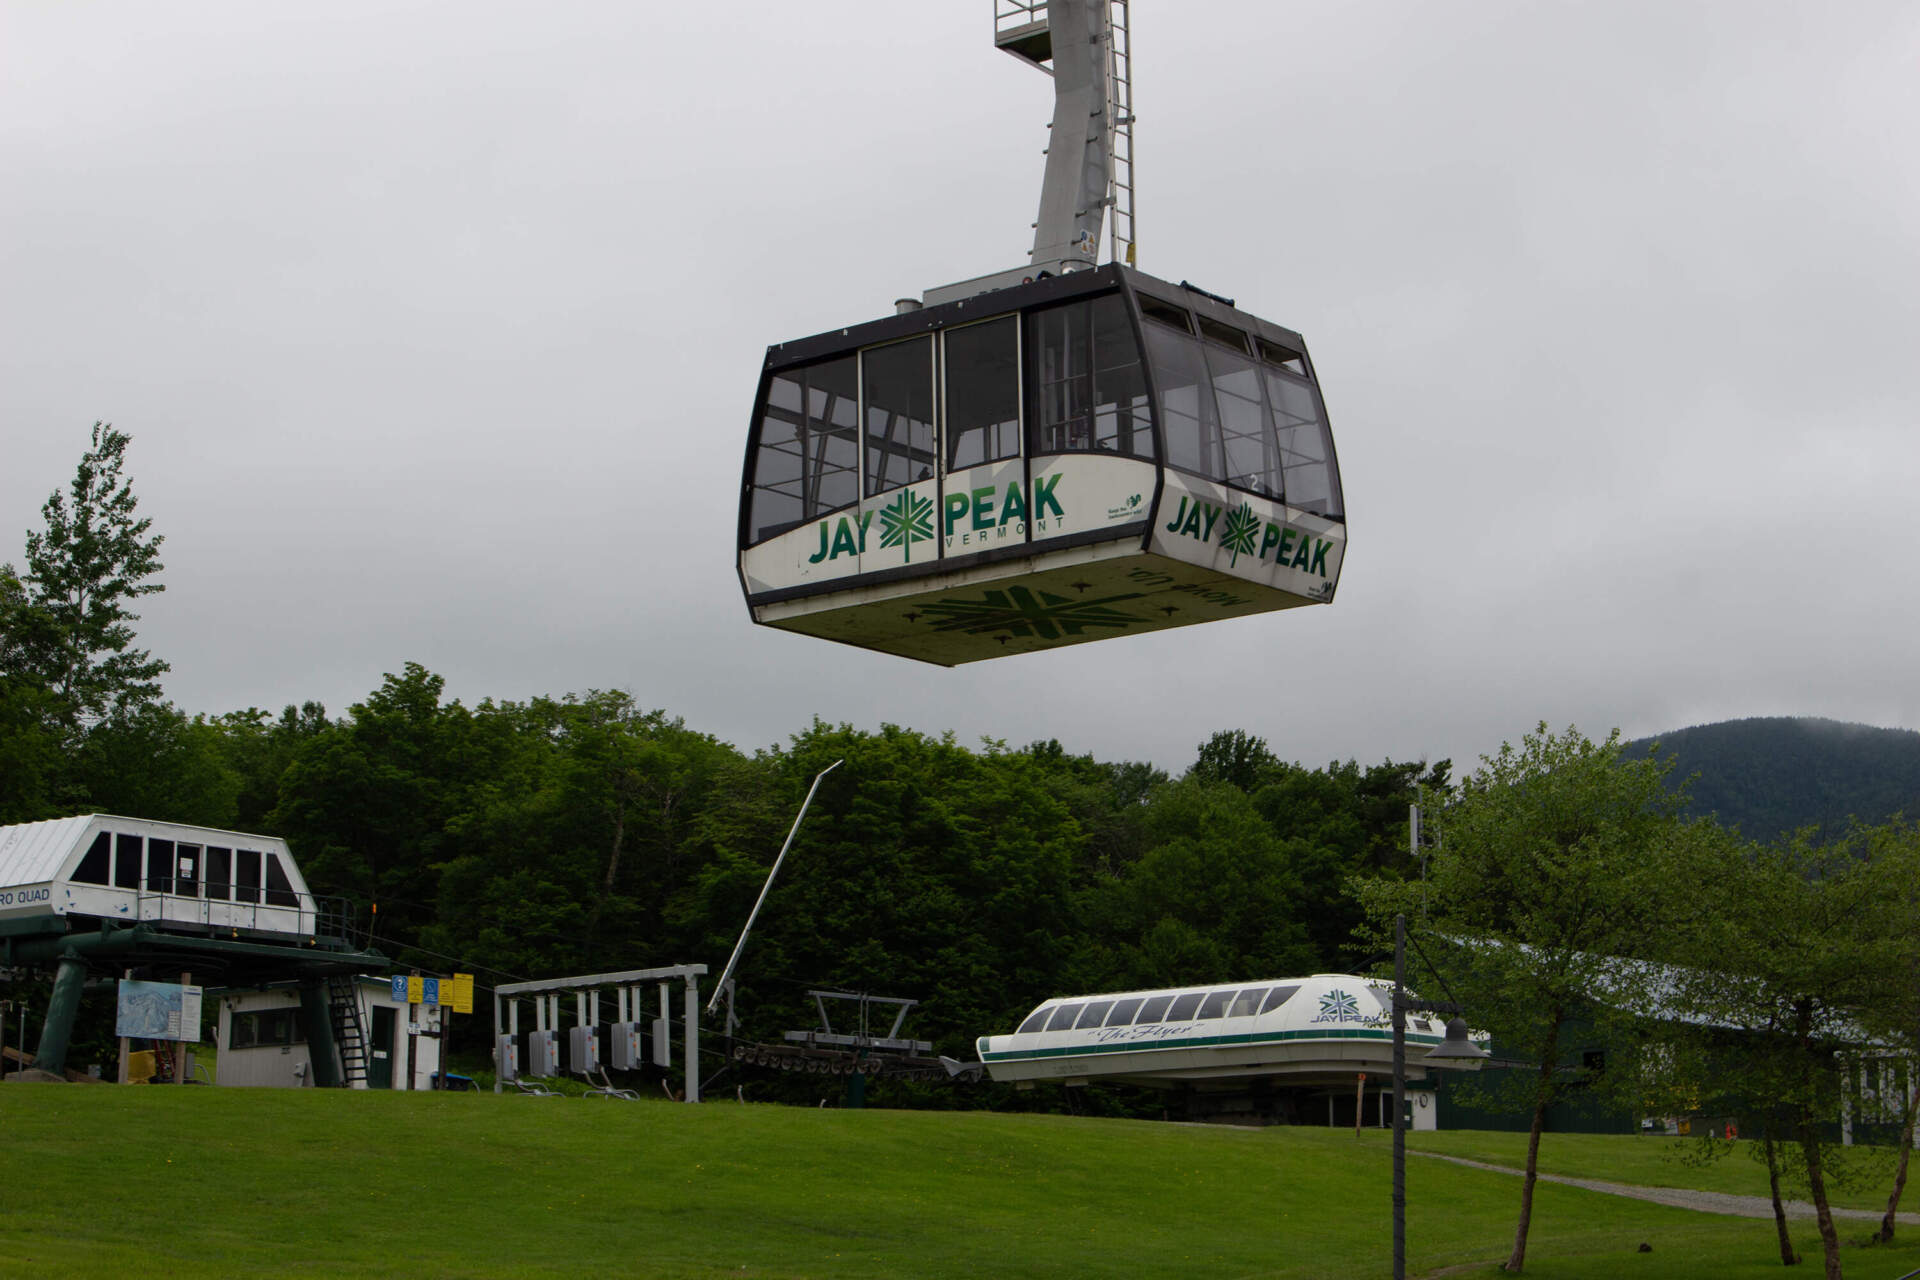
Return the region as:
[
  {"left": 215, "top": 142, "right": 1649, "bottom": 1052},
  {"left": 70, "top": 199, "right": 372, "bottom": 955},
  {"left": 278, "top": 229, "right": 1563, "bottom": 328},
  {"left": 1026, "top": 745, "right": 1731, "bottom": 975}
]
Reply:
[{"left": 326, "top": 974, "right": 370, "bottom": 1087}]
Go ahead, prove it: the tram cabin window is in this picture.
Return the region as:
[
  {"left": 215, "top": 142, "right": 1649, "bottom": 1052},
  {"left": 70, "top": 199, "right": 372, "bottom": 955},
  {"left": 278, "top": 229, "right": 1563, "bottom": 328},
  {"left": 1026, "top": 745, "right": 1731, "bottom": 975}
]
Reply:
[
  {"left": 204, "top": 847, "right": 232, "bottom": 901},
  {"left": 114, "top": 834, "right": 142, "bottom": 889},
  {"left": 944, "top": 317, "right": 1021, "bottom": 471},
  {"left": 748, "top": 355, "right": 859, "bottom": 543},
  {"left": 1141, "top": 301, "right": 1342, "bottom": 515},
  {"left": 264, "top": 854, "right": 299, "bottom": 908},
  {"left": 1258, "top": 985, "right": 1299, "bottom": 1015},
  {"left": 145, "top": 838, "right": 175, "bottom": 894},
  {"left": 1197, "top": 990, "right": 1235, "bottom": 1020},
  {"left": 1136, "top": 295, "right": 1193, "bottom": 333},
  {"left": 1265, "top": 362, "right": 1341, "bottom": 517},
  {"left": 1026, "top": 294, "right": 1152, "bottom": 460},
  {"left": 1104, "top": 997, "right": 1144, "bottom": 1027},
  {"left": 1017, "top": 1006, "right": 1053, "bottom": 1034},
  {"left": 1165, "top": 992, "right": 1204, "bottom": 1021},
  {"left": 1075, "top": 1000, "right": 1116, "bottom": 1029},
  {"left": 863, "top": 337, "right": 936, "bottom": 495},
  {"left": 1045, "top": 1002, "right": 1086, "bottom": 1032},
  {"left": 74, "top": 832, "right": 111, "bottom": 886},
  {"left": 1135, "top": 994, "right": 1174, "bottom": 1023},
  {"left": 235, "top": 848, "right": 262, "bottom": 905}
]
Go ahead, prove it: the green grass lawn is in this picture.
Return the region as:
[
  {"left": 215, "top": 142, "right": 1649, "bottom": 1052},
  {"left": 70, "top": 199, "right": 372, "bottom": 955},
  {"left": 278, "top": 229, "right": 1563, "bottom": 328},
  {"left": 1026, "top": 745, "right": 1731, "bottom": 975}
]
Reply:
[{"left": 3, "top": 1086, "right": 1917, "bottom": 1279}]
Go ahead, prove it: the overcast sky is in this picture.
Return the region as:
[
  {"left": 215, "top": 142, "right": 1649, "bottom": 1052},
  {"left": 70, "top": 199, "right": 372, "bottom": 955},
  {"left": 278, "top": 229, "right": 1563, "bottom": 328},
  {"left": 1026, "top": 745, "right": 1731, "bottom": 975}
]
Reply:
[{"left": 5, "top": 1, "right": 1917, "bottom": 779}]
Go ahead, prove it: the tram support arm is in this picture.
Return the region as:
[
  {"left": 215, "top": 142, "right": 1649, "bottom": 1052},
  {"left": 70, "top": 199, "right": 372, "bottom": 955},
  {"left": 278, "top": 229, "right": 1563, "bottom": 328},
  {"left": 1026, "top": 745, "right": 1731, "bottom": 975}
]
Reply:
[{"left": 1030, "top": 0, "right": 1113, "bottom": 275}]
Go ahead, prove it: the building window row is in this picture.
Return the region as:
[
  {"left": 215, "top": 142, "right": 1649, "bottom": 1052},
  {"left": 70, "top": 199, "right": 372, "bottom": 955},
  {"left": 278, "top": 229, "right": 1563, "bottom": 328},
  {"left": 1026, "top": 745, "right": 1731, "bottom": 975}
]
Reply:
[{"left": 71, "top": 830, "right": 300, "bottom": 907}]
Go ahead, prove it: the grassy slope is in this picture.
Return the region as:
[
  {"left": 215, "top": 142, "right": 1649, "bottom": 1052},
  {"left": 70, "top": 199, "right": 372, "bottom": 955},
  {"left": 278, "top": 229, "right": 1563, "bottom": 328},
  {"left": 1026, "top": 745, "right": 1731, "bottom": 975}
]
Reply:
[{"left": 2, "top": 1087, "right": 1918, "bottom": 1279}]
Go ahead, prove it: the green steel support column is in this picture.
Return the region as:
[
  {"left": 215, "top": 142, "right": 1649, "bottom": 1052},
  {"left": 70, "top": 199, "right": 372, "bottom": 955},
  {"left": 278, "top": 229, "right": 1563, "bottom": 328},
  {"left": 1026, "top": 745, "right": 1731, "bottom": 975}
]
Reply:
[
  {"left": 298, "top": 979, "right": 342, "bottom": 1088},
  {"left": 32, "top": 952, "right": 89, "bottom": 1077}
]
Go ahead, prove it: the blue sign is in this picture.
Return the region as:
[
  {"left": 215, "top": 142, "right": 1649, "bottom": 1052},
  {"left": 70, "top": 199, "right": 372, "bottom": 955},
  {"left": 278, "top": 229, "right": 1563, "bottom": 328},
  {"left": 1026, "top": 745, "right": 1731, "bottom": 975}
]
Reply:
[
  {"left": 390, "top": 975, "right": 408, "bottom": 1003},
  {"left": 421, "top": 978, "right": 440, "bottom": 1007}
]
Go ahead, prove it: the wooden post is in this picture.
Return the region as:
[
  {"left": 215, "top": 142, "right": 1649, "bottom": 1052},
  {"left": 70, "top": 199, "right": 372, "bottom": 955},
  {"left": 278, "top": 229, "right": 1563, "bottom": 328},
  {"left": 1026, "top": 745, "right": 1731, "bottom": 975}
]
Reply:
[
  {"left": 1355, "top": 1072, "right": 1368, "bottom": 1137},
  {"left": 175, "top": 971, "right": 192, "bottom": 1084},
  {"left": 116, "top": 969, "right": 133, "bottom": 1084}
]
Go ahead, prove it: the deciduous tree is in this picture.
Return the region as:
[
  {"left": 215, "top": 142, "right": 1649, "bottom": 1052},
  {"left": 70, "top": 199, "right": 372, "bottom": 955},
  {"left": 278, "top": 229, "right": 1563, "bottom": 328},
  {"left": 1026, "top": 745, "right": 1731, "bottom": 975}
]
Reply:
[{"left": 1361, "top": 723, "right": 1707, "bottom": 1273}]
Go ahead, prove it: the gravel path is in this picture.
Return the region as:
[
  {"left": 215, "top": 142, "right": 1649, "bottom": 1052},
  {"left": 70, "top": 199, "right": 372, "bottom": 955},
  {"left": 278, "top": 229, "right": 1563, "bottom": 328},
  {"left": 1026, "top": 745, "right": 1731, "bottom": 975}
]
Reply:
[{"left": 1413, "top": 1151, "right": 1920, "bottom": 1224}]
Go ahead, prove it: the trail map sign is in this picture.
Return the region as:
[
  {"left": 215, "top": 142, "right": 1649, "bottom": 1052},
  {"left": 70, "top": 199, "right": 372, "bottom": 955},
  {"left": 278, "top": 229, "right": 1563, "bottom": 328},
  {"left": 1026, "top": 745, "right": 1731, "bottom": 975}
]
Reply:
[{"left": 115, "top": 980, "right": 203, "bottom": 1042}]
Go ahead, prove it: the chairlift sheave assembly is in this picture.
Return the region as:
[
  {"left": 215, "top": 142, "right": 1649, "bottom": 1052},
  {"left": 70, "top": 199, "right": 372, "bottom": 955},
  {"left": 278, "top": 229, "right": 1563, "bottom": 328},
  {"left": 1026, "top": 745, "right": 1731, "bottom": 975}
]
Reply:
[{"left": 738, "top": 1, "right": 1345, "bottom": 664}]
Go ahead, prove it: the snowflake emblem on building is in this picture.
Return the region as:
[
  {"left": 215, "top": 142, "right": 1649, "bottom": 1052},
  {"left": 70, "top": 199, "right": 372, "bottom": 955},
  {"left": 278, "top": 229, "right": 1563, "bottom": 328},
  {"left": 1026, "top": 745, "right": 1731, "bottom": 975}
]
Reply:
[{"left": 1316, "top": 989, "right": 1360, "bottom": 1022}]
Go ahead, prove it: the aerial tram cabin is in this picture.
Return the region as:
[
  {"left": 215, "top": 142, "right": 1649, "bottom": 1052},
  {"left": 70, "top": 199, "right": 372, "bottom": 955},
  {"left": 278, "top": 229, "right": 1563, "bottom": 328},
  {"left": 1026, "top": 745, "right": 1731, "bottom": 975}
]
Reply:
[
  {"left": 739, "top": 266, "right": 1344, "bottom": 664},
  {"left": 737, "top": 1, "right": 1345, "bottom": 663}
]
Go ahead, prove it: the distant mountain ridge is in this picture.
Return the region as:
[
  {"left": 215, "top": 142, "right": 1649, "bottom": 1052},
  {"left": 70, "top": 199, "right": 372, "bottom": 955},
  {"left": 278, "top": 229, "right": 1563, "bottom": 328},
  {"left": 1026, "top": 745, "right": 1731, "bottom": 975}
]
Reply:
[{"left": 1625, "top": 716, "right": 1920, "bottom": 841}]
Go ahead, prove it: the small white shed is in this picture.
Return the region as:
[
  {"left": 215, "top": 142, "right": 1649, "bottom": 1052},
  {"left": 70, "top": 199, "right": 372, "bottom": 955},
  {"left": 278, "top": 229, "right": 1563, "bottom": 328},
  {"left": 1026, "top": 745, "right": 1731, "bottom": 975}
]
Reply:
[{"left": 213, "top": 977, "right": 444, "bottom": 1090}]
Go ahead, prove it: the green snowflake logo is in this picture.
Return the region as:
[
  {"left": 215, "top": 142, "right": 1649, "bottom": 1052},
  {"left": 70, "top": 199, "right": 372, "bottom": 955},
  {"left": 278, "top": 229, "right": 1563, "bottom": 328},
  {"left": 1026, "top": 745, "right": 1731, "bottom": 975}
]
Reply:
[
  {"left": 1314, "top": 990, "right": 1360, "bottom": 1023},
  {"left": 1218, "top": 502, "right": 1261, "bottom": 567},
  {"left": 918, "top": 587, "right": 1146, "bottom": 641},
  {"left": 877, "top": 490, "right": 935, "bottom": 562}
]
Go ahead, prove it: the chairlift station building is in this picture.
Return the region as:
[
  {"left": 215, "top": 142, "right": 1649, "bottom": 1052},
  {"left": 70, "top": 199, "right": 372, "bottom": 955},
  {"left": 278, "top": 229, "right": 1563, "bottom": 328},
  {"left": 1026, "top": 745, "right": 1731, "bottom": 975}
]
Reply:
[{"left": 0, "top": 815, "right": 389, "bottom": 1083}]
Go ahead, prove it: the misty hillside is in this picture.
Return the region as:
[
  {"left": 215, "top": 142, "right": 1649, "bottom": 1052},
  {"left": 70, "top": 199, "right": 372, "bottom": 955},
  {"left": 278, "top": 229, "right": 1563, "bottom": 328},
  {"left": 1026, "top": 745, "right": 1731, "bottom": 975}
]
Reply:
[{"left": 1626, "top": 716, "right": 1920, "bottom": 841}]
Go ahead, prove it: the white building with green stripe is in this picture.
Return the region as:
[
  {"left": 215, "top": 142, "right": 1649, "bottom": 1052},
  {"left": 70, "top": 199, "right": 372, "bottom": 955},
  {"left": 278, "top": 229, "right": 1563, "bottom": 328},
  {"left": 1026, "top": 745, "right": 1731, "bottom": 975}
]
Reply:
[{"left": 977, "top": 973, "right": 1481, "bottom": 1127}]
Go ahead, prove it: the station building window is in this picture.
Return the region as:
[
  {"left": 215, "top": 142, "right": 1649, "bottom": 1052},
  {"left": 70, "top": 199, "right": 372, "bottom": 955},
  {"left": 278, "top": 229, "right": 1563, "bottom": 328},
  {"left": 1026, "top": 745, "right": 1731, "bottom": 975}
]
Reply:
[
  {"left": 863, "top": 336, "right": 936, "bottom": 495},
  {"left": 264, "top": 854, "right": 299, "bottom": 908},
  {"left": 114, "top": 833, "right": 141, "bottom": 889},
  {"left": 145, "top": 838, "right": 175, "bottom": 894},
  {"left": 74, "top": 832, "right": 111, "bottom": 885},
  {"left": 204, "top": 846, "right": 232, "bottom": 901},
  {"left": 1075, "top": 1000, "right": 1116, "bottom": 1029},
  {"left": 1046, "top": 1002, "right": 1086, "bottom": 1031},
  {"left": 1165, "top": 992, "right": 1204, "bottom": 1021},
  {"left": 230, "top": 1007, "right": 307, "bottom": 1050},
  {"left": 1016, "top": 1005, "right": 1053, "bottom": 1034},
  {"left": 235, "top": 848, "right": 262, "bottom": 905},
  {"left": 943, "top": 316, "right": 1021, "bottom": 471},
  {"left": 1135, "top": 994, "right": 1173, "bottom": 1023}
]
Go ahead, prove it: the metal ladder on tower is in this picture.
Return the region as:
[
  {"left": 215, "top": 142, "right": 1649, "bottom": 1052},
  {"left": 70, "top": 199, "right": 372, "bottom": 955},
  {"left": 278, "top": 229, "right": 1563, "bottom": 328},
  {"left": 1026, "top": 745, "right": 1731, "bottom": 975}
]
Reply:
[
  {"left": 326, "top": 973, "right": 371, "bottom": 1087},
  {"left": 1104, "top": 0, "right": 1135, "bottom": 266},
  {"left": 994, "top": 0, "right": 1136, "bottom": 270}
]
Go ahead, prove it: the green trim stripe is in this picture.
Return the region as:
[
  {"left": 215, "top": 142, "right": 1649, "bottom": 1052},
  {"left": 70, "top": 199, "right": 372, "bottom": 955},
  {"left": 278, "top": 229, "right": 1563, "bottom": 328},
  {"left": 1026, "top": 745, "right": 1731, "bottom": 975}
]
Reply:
[{"left": 979, "top": 1025, "right": 1444, "bottom": 1064}]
